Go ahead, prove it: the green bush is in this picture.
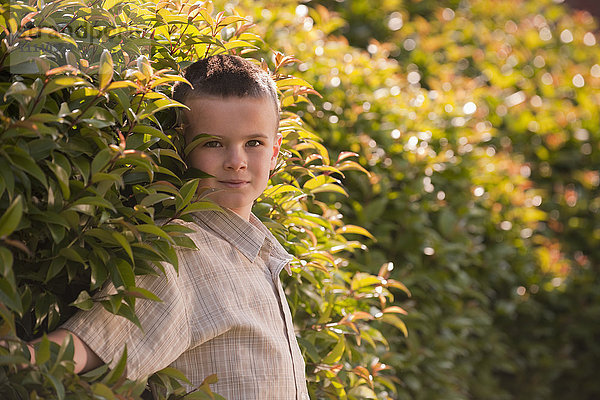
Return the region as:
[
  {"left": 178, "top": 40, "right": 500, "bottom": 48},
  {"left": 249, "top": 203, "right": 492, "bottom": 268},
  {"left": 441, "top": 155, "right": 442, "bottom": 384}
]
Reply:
[
  {"left": 0, "top": 0, "right": 405, "bottom": 399},
  {"left": 228, "top": 0, "right": 600, "bottom": 399}
]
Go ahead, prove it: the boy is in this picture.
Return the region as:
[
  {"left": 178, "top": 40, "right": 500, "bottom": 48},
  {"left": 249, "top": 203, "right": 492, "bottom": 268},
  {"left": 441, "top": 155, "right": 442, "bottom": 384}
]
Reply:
[{"left": 34, "top": 55, "right": 310, "bottom": 399}]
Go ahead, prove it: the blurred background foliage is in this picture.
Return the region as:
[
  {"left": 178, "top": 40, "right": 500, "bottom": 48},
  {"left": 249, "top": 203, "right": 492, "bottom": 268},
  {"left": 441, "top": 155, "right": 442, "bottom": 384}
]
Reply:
[
  {"left": 221, "top": 0, "right": 600, "bottom": 399},
  {"left": 1, "top": 0, "right": 599, "bottom": 399},
  {"left": 0, "top": 0, "right": 404, "bottom": 398}
]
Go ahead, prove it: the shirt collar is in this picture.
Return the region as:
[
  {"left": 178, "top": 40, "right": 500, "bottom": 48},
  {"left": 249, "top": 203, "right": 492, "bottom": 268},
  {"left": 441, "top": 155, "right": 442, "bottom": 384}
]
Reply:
[{"left": 191, "top": 209, "right": 293, "bottom": 275}]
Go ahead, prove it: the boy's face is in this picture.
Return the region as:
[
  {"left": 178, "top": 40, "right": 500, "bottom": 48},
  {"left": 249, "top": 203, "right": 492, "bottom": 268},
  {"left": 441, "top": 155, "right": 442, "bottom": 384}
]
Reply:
[{"left": 184, "top": 96, "right": 281, "bottom": 220}]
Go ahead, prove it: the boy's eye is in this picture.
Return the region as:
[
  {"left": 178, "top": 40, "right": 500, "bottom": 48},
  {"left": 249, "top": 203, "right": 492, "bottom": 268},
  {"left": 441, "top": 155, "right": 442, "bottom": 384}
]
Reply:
[
  {"left": 203, "top": 140, "right": 222, "bottom": 148},
  {"left": 246, "top": 140, "right": 263, "bottom": 147}
]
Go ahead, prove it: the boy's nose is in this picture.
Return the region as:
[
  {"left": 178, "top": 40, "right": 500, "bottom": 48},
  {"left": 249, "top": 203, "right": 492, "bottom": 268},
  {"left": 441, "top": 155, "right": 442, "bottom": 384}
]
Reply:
[{"left": 224, "top": 148, "right": 247, "bottom": 170}]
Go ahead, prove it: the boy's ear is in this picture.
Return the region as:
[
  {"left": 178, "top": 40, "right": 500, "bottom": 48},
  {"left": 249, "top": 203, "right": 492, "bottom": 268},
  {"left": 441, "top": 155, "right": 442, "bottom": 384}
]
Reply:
[{"left": 270, "top": 133, "right": 283, "bottom": 170}]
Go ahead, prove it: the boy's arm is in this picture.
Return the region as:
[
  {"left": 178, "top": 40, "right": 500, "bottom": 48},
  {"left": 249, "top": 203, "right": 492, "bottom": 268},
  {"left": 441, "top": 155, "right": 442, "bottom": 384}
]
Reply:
[{"left": 28, "top": 329, "right": 103, "bottom": 373}]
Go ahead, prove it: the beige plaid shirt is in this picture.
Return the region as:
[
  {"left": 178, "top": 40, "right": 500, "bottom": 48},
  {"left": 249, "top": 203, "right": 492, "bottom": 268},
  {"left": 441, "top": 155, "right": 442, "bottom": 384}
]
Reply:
[{"left": 62, "top": 209, "right": 309, "bottom": 399}]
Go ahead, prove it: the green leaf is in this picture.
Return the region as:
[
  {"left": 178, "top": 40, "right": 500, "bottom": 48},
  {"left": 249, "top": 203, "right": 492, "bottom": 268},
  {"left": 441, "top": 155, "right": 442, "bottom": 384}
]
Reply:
[
  {"left": 155, "top": 240, "right": 178, "bottom": 273},
  {"left": 112, "top": 232, "right": 134, "bottom": 264},
  {"left": 138, "top": 98, "right": 187, "bottom": 120},
  {"left": 36, "top": 335, "right": 51, "bottom": 365},
  {"left": 3, "top": 81, "right": 35, "bottom": 101},
  {"left": 103, "top": 345, "right": 127, "bottom": 385},
  {"left": 179, "top": 201, "right": 222, "bottom": 216},
  {"left": 70, "top": 290, "right": 94, "bottom": 311},
  {"left": 45, "top": 257, "right": 66, "bottom": 282},
  {"left": 149, "top": 75, "right": 191, "bottom": 89},
  {"left": 0, "top": 195, "right": 23, "bottom": 237},
  {"left": 0, "top": 158, "right": 15, "bottom": 197},
  {"left": 183, "top": 134, "right": 213, "bottom": 157},
  {"left": 322, "top": 335, "right": 345, "bottom": 364},
  {"left": 350, "top": 273, "right": 381, "bottom": 291},
  {"left": 124, "top": 286, "right": 162, "bottom": 302},
  {"left": 105, "top": 80, "right": 138, "bottom": 91},
  {"left": 276, "top": 77, "right": 314, "bottom": 89},
  {"left": 70, "top": 196, "right": 116, "bottom": 212},
  {"left": 43, "top": 76, "right": 88, "bottom": 96},
  {"left": 6, "top": 147, "right": 48, "bottom": 189},
  {"left": 140, "top": 193, "right": 175, "bottom": 207},
  {"left": 114, "top": 258, "right": 135, "bottom": 288},
  {"left": 156, "top": 366, "right": 192, "bottom": 384},
  {"left": 381, "top": 314, "right": 408, "bottom": 337},
  {"left": 263, "top": 184, "right": 303, "bottom": 197},
  {"left": 42, "top": 371, "right": 66, "bottom": 400},
  {"left": 297, "top": 337, "right": 321, "bottom": 363},
  {"left": 0, "top": 277, "right": 22, "bottom": 314},
  {"left": 132, "top": 124, "right": 175, "bottom": 148},
  {"left": 177, "top": 179, "right": 199, "bottom": 211},
  {"left": 116, "top": 303, "right": 141, "bottom": 329},
  {"left": 81, "top": 363, "right": 110, "bottom": 380},
  {"left": 0, "top": 354, "right": 30, "bottom": 366},
  {"left": 46, "top": 157, "right": 71, "bottom": 199},
  {"left": 91, "top": 383, "right": 116, "bottom": 400},
  {"left": 347, "top": 385, "right": 377, "bottom": 399},
  {"left": 20, "top": 26, "right": 76, "bottom": 47},
  {"left": 303, "top": 175, "right": 338, "bottom": 190},
  {"left": 98, "top": 49, "right": 114, "bottom": 90},
  {"left": 59, "top": 247, "right": 86, "bottom": 263},
  {"left": 307, "top": 183, "right": 348, "bottom": 196},
  {"left": 335, "top": 225, "right": 375, "bottom": 240},
  {"left": 0, "top": 247, "right": 14, "bottom": 276},
  {"left": 136, "top": 224, "right": 174, "bottom": 244}
]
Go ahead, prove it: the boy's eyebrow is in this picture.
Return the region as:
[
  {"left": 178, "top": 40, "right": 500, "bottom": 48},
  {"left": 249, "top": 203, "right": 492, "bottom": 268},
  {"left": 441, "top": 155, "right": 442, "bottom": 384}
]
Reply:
[
  {"left": 244, "top": 133, "right": 271, "bottom": 139},
  {"left": 190, "top": 133, "right": 272, "bottom": 140}
]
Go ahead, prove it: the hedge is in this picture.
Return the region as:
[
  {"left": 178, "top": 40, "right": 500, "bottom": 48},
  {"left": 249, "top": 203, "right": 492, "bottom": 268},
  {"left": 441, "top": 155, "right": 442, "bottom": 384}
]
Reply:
[
  {"left": 233, "top": 0, "right": 600, "bottom": 399},
  {"left": 0, "top": 0, "right": 406, "bottom": 399}
]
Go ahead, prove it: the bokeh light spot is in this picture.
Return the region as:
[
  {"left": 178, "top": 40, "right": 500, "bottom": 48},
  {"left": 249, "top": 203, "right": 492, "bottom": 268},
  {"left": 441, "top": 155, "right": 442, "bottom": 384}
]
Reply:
[
  {"left": 407, "top": 71, "right": 421, "bottom": 84},
  {"left": 295, "top": 4, "right": 308, "bottom": 17},
  {"left": 533, "top": 55, "right": 545, "bottom": 68},
  {"left": 583, "top": 32, "right": 596, "bottom": 46},
  {"left": 442, "top": 8, "right": 455, "bottom": 21},
  {"left": 463, "top": 102, "right": 477, "bottom": 114},
  {"left": 541, "top": 72, "right": 553, "bottom": 85},
  {"left": 539, "top": 27, "right": 552, "bottom": 41},
  {"left": 403, "top": 38, "right": 416, "bottom": 51},
  {"left": 388, "top": 12, "right": 403, "bottom": 31},
  {"left": 560, "top": 29, "right": 573, "bottom": 43},
  {"left": 500, "top": 221, "right": 513, "bottom": 230},
  {"left": 572, "top": 74, "right": 584, "bottom": 88}
]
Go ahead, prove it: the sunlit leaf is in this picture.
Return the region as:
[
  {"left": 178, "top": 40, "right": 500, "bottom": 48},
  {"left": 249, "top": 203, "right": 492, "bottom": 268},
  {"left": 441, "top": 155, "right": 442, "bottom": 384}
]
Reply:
[
  {"left": 98, "top": 50, "right": 114, "bottom": 90},
  {"left": 321, "top": 336, "right": 345, "bottom": 364}
]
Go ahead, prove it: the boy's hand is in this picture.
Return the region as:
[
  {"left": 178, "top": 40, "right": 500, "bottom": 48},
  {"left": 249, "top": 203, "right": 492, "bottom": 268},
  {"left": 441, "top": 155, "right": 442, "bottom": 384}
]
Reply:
[
  {"left": 1, "top": 330, "right": 103, "bottom": 373},
  {"left": 0, "top": 337, "right": 35, "bottom": 368},
  {"left": 33, "top": 329, "right": 103, "bottom": 373}
]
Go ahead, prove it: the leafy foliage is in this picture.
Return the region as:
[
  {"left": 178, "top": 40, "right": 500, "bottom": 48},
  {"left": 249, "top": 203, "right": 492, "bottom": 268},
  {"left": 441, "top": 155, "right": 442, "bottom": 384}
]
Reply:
[
  {"left": 0, "top": 0, "right": 402, "bottom": 399},
  {"left": 229, "top": 0, "right": 600, "bottom": 399}
]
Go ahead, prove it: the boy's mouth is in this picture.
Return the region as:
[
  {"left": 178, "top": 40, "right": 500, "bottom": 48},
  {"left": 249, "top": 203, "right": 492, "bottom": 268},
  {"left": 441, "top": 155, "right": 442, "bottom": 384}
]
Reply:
[{"left": 218, "top": 180, "right": 249, "bottom": 188}]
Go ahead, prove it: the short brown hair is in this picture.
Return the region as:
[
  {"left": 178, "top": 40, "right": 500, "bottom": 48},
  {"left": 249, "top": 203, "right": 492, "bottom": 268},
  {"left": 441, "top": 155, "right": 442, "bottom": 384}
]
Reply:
[{"left": 173, "top": 54, "right": 279, "bottom": 118}]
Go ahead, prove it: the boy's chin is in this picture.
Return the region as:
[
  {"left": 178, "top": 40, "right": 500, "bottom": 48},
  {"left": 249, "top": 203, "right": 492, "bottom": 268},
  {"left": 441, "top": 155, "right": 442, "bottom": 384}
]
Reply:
[{"left": 209, "top": 194, "right": 255, "bottom": 214}]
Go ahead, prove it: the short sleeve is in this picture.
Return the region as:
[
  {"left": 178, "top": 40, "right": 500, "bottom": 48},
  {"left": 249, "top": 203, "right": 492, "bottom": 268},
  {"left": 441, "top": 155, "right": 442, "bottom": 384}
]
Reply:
[{"left": 61, "top": 264, "right": 191, "bottom": 380}]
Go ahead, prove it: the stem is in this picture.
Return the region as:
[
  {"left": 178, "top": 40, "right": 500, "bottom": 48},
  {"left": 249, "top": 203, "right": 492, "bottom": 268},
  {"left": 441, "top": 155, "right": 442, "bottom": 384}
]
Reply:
[
  {"left": 203, "top": 43, "right": 212, "bottom": 59},
  {"left": 27, "top": 78, "right": 50, "bottom": 118},
  {"left": 59, "top": 0, "right": 103, "bottom": 35},
  {"left": 123, "top": 90, "right": 147, "bottom": 137},
  {"left": 65, "top": 92, "right": 103, "bottom": 132},
  {"left": 172, "top": 22, "right": 191, "bottom": 55}
]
